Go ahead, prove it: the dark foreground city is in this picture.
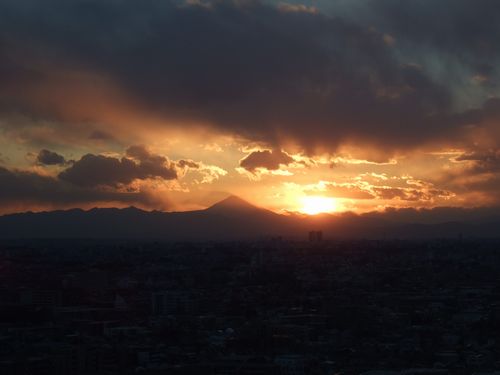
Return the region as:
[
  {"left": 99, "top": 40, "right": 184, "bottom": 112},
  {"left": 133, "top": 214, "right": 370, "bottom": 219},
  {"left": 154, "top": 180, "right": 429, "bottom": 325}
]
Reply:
[{"left": 0, "top": 238, "right": 499, "bottom": 375}]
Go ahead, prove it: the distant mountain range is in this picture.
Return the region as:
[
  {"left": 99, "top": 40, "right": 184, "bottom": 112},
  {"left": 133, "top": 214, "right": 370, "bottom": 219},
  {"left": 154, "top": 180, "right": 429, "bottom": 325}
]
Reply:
[{"left": 0, "top": 196, "right": 499, "bottom": 240}]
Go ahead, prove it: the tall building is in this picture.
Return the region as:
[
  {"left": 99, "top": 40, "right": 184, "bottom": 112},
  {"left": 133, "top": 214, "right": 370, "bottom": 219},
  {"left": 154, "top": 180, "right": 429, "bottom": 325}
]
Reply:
[{"left": 308, "top": 231, "right": 323, "bottom": 242}]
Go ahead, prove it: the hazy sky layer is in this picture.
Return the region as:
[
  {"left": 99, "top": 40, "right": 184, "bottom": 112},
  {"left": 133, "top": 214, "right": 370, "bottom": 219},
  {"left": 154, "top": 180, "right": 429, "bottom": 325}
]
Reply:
[{"left": 0, "top": 0, "right": 499, "bottom": 214}]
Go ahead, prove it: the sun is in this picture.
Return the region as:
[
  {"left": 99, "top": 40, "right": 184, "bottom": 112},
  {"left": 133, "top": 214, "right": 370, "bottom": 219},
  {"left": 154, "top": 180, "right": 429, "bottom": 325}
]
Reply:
[{"left": 300, "top": 196, "right": 338, "bottom": 215}]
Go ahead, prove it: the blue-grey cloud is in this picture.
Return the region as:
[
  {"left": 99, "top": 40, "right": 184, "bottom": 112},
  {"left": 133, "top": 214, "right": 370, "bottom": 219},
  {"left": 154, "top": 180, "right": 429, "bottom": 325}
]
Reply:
[
  {"left": 59, "top": 146, "right": 177, "bottom": 187},
  {"left": 36, "top": 149, "right": 66, "bottom": 165}
]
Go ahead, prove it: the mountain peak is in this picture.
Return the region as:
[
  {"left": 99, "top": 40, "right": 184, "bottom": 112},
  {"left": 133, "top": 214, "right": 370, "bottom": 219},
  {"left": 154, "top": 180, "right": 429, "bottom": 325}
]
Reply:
[{"left": 206, "top": 195, "right": 260, "bottom": 213}]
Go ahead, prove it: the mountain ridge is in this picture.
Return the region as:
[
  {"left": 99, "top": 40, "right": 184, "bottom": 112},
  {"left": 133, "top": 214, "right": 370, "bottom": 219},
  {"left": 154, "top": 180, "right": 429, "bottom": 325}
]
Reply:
[{"left": 0, "top": 197, "right": 499, "bottom": 240}]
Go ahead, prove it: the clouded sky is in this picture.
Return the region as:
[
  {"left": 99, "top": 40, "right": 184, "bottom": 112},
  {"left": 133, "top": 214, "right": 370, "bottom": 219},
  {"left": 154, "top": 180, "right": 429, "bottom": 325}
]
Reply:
[{"left": 1, "top": 0, "right": 499, "bottom": 214}]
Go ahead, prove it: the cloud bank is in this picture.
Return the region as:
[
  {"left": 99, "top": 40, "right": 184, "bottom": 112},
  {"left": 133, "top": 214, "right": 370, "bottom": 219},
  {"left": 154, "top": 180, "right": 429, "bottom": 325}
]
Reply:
[{"left": 0, "top": 0, "right": 497, "bottom": 155}]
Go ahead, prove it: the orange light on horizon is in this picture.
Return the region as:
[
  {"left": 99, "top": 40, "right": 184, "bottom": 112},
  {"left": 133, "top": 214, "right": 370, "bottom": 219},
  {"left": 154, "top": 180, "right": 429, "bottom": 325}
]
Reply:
[{"left": 300, "top": 196, "right": 338, "bottom": 215}]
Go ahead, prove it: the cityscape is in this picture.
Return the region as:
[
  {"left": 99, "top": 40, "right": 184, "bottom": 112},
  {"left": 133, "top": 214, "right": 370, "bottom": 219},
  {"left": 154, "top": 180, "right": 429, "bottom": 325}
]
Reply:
[{"left": 0, "top": 237, "right": 499, "bottom": 374}]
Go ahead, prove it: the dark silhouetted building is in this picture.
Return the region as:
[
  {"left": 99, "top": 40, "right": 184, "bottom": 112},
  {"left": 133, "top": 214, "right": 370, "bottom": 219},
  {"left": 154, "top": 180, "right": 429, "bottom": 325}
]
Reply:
[{"left": 308, "top": 231, "right": 323, "bottom": 242}]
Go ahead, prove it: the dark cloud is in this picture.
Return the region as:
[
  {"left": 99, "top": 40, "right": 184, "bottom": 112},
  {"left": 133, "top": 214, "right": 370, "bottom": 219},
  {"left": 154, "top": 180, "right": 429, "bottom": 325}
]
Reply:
[
  {"left": 59, "top": 154, "right": 142, "bottom": 187},
  {"left": 443, "top": 148, "right": 500, "bottom": 203},
  {"left": 0, "top": 143, "right": 218, "bottom": 212},
  {"left": 371, "top": 186, "right": 452, "bottom": 202},
  {"left": 0, "top": 0, "right": 486, "bottom": 154},
  {"left": 59, "top": 147, "right": 177, "bottom": 187},
  {"left": 330, "top": 0, "right": 500, "bottom": 100},
  {"left": 177, "top": 159, "right": 200, "bottom": 169},
  {"left": 36, "top": 149, "right": 66, "bottom": 165},
  {"left": 0, "top": 145, "right": 191, "bottom": 212},
  {"left": 0, "top": 42, "right": 40, "bottom": 89},
  {"left": 126, "top": 144, "right": 179, "bottom": 178},
  {"left": 89, "top": 130, "right": 114, "bottom": 141},
  {"left": 125, "top": 145, "right": 159, "bottom": 162},
  {"left": 360, "top": 0, "right": 500, "bottom": 63},
  {"left": 455, "top": 149, "right": 500, "bottom": 174},
  {"left": 0, "top": 166, "right": 163, "bottom": 210},
  {"left": 240, "top": 149, "right": 294, "bottom": 172}
]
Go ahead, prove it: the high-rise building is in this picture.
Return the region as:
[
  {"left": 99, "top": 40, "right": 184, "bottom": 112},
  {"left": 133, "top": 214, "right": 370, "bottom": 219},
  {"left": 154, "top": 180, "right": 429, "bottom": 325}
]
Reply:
[{"left": 308, "top": 231, "right": 323, "bottom": 242}]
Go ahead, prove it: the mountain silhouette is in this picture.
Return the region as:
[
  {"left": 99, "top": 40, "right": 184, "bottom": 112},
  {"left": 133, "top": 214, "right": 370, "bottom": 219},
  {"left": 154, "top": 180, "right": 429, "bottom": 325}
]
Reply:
[
  {"left": 0, "top": 197, "right": 499, "bottom": 240},
  {"left": 0, "top": 196, "right": 290, "bottom": 240},
  {"left": 205, "top": 195, "right": 269, "bottom": 215}
]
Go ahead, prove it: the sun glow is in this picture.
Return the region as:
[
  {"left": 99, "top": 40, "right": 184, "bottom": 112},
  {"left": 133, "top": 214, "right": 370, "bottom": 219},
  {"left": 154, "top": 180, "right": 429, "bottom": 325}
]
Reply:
[{"left": 300, "top": 196, "right": 338, "bottom": 215}]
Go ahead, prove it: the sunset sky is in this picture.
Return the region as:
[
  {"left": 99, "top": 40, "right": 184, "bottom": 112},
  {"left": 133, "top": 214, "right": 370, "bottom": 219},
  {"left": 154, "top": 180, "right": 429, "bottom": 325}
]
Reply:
[{"left": 1, "top": 0, "right": 499, "bottom": 215}]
